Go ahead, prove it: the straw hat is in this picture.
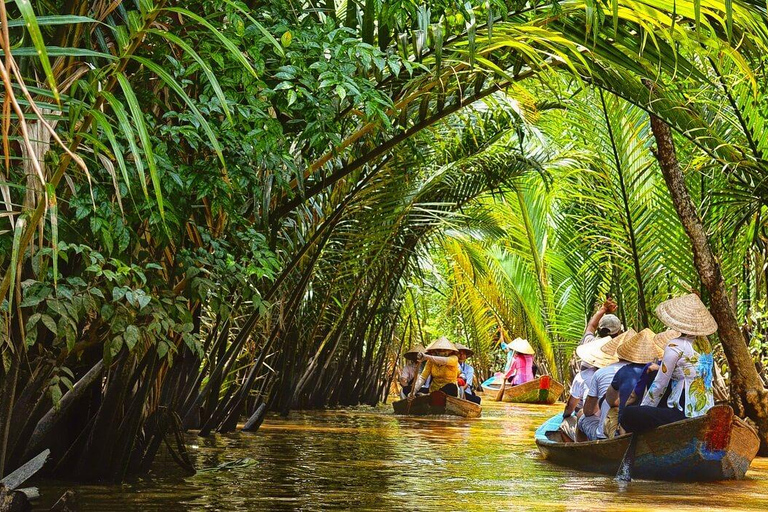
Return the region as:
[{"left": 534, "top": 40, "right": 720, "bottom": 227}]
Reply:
[
  {"left": 455, "top": 343, "right": 474, "bottom": 357},
  {"left": 655, "top": 293, "right": 717, "bottom": 336},
  {"left": 599, "top": 328, "right": 637, "bottom": 357},
  {"left": 653, "top": 329, "right": 680, "bottom": 351},
  {"left": 616, "top": 328, "right": 663, "bottom": 364},
  {"left": 404, "top": 344, "right": 426, "bottom": 361},
  {"left": 576, "top": 336, "right": 618, "bottom": 369},
  {"left": 598, "top": 314, "right": 622, "bottom": 335},
  {"left": 425, "top": 337, "right": 459, "bottom": 354},
  {"left": 507, "top": 337, "right": 535, "bottom": 355}
]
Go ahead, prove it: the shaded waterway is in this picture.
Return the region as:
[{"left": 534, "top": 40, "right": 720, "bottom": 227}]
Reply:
[{"left": 35, "top": 401, "right": 768, "bottom": 511}]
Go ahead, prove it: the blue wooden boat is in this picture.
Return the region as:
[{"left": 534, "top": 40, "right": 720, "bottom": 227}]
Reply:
[{"left": 535, "top": 405, "right": 760, "bottom": 481}]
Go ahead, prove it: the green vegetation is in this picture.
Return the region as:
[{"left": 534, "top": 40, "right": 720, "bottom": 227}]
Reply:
[{"left": 0, "top": 0, "right": 767, "bottom": 481}]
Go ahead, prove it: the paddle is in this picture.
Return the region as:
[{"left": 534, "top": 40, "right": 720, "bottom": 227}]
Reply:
[
  {"left": 495, "top": 373, "right": 507, "bottom": 402},
  {"left": 615, "top": 433, "right": 638, "bottom": 482}
]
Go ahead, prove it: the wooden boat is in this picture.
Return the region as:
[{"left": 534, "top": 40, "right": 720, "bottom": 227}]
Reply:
[
  {"left": 392, "top": 391, "right": 482, "bottom": 418},
  {"left": 535, "top": 405, "right": 760, "bottom": 481},
  {"left": 502, "top": 376, "right": 564, "bottom": 404}
]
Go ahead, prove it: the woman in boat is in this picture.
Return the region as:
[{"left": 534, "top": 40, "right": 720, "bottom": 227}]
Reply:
[
  {"left": 398, "top": 344, "right": 425, "bottom": 398},
  {"left": 505, "top": 338, "right": 535, "bottom": 385},
  {"left": 413, "top": 337, "right": 461, "bottom": 397},
  {"left": 621, "top": 294, "right": 717, "bottom": 434},
  {"left": 456, "top": 343, "right": 481, "bottom": 404}
]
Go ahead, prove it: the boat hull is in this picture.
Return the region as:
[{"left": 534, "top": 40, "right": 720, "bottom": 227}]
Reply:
[
  {"left": 502, "top": 377, "right": 564, "bottom": 404},
  {"left": 392, "top": 391, "right": 482, "bottom": 418},
  {"left": 534, "top": 405, "right": 760, "bottom": 481}
]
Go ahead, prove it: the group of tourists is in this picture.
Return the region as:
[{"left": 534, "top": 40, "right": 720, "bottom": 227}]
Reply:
[
  {"left": 397, "top": 337, "right": 482, "bottom": 404},
  {"left": 561, "top": 293, "right": 718, "bottom": 441}
]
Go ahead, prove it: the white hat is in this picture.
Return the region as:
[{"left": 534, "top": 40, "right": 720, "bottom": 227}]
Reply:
[
  {"left": 576, "top": 336, "right": 618, "bottom": 369},
  {"left": 508, "top": 337, "right": 535, "bottom": 355},
  {"left": 598, "top": 314, "right": 622, "bottom": 335}
]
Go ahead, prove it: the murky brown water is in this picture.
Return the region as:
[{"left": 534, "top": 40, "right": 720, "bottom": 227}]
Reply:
[{"left": 34, "top": 401, "right": 768, "bottom": 511}]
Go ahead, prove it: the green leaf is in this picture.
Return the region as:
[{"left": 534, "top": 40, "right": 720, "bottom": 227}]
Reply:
[
  {"left": 40, "top": 314, "right": 57, "bottom": 334},
  {"left": 116, "top": 73, "right": 164, "bottom": 219},
  {"left": 46, "top": 184, "right": 59, "bottom": 290},
  {"left": 101, "top": 91, "right": 148, "bottom": 198},
  {"left": 8, "top": 215, "right": 27, "bottom": 313},
  {"left": 13, "top": 0, "right": 59, "bottom": 102},
  {"left": 5, "top": 15, "right": 99, "bottom": 28},
  {"left": 1, "top": 47, "right": 117, "bottom": 60},
  {"left": 90, "top": 109, "right": 132, "bottom": 194},
  {"left": 125, "top": 325, "right": 140, "bottom": 351}
]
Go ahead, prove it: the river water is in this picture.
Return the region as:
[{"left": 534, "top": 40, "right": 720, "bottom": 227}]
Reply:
[{"left": 35, "top": 401, "right": 768, "bottom": 511}]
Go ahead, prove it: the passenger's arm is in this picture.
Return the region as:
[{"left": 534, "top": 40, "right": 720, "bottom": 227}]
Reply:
[
  {"left": 641, "top": 346, "right": 681, "bottom": 407},
  {"left": 563, "top": 395, "right": 579, "bottom": 417},
  {"left": 582, "top": 395, "right": 600, "bottom": 417},
  {"left": 584, "top": 299, "right": 617, "bottom": 335},
  {"left": 605, "top": 384, "right": 620, "bottom": 408}
]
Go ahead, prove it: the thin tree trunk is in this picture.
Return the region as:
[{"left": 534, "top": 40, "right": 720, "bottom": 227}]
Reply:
[{"left": 648, "top": 102, "right": 768, "bottom": 453}]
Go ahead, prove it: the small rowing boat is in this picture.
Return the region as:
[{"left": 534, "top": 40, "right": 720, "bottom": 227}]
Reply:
[
  {"left": 535, "top": 405, "right": 760, "bottom": 481},
  {"left": 494, "top": 376, "right": 564, "bottom": 404},
  {"left": 392, "top": 391, "right": 482, "bottom": 418}
]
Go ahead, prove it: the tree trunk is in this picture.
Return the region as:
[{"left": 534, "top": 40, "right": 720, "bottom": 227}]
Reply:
[{"left": 648, "top": 104, "right": 768, "bottom": 454}]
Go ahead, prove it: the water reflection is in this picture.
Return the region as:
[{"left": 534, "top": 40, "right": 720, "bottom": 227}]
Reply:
[{"left": 33, "top": 402, "right": 768, "bottom": 511}]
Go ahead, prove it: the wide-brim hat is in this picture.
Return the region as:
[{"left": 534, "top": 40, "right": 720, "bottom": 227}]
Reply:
[
  {"left": 508, "top": 337, "right": 535, "bottom": 355},
  {"left": 655, "top": 293, "right": 717, "bottom": 336},
  {"left": 455, "top": 343, "right": 474, "bottom": 357},
  {"left": 425, "top": 337, "right": 459, "bottom": 354},
  {"left": 599, "top": 328, "right": 637, "bottom": 357},
  {"left": 404, "top": 344, "right": 426, "bottom": 361},
  {"left": 598, "top": 314, "right": 622, "bottom": 335},
  {"left": 616, "top": 328, "right": 662, "bottom": 364},
  {"left": 576, "top": 336, "right": 618, "bottom": 369},
  {"left": 653, "top": 329, "right": 680, "bottom": 351}
]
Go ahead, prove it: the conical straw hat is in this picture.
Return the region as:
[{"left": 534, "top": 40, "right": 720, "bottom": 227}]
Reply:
[
  {"left": 576, "top": 336, "right": 618, "bottom": 369},
  {"left": 508, "top": 337, "right": 535, "bottom": 355},
  {"left": 653, "top": 329, "right": 680, "bottom": 351},
  {"left": 404, "top": 344, "right": 426, "bottom": 361},
  {"left": 454, "top": 343, "right": 474, "bottom": 357},
  {"left": 616, "top": 328, "right": 662, "bottom": 364},
  {"left": 599, "top": 328, "right": 637, "bottom": 357},
  {"left": 425, "top": 336, "right": 459, "bottom": 354},
  {"left": 655, "top": 293, "right": 717, "bottom": 336}
]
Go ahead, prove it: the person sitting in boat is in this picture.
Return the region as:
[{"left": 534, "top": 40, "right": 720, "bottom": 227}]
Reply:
[
  {"left": 412, "top": 337, "right": 461, "bottom": 397},
  {"left": 577, "top": 328, "right": 637, "bottom": 441},
  {"left": 398, "top": 344, "right": 425, "bottom": 398},
  {"left": 621, "top": 330, "right": 680, "bottom": 411},
  {"left": 560, "top": 336, "right": 616, "bottom": 441},
  {"left": 456, "top": 343, "right": 481, "bottom": 404},
  {"left": 504, "top": 338, "right": 535, "bottom": 385},
  {"left": 621, "top": 294, "right": 716, "bottom": 434},
  {"left": 560, "top": 335, "right": 616, "bottom": 440},
  {"left": 602, "top": 328, "right": 663, "bottom": 438}
]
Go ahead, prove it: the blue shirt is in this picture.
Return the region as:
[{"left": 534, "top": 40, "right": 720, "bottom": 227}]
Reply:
[
  {"left": 459, "top": 362, "right": 475, "bottom": 392},
  {"left": 610, "top": 363, "right": 646, "bottom": 416}
]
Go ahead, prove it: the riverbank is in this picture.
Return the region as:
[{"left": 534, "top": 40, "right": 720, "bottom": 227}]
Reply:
[{"left": 32, "top": 402, "right": 768, "bottom": 511}]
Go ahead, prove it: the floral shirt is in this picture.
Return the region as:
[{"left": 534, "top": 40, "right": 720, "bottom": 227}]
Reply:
[{"left": 641, "top": 335, "right": 714, "bottom": 418}]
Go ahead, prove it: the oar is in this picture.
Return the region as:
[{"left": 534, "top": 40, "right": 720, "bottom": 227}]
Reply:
[
  {"left": 615, "top": 433, "right": 638, "bottom": 482},
  {"left": 495, "top": 373, "right": 507, "bottom": 402}
]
